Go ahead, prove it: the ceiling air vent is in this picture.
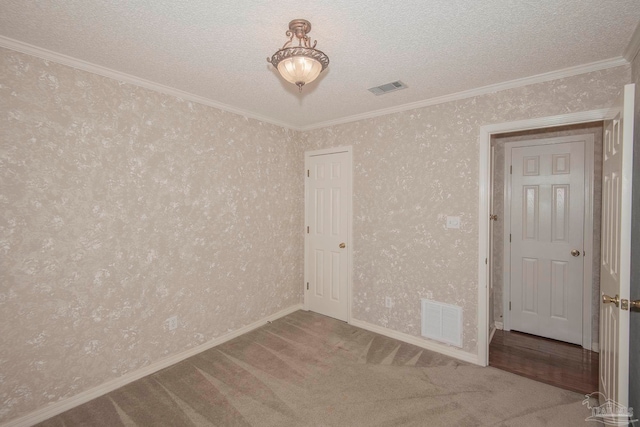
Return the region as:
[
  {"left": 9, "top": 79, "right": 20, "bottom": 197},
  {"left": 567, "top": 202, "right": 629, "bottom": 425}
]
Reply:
[{"left": 368, "top": 80, "right": 408, "bottom": 96}]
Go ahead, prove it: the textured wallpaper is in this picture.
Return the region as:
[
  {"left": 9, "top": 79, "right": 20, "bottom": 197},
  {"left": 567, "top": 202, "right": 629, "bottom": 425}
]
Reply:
[
  {"left": 490, "top": 142, "right": 504, "bottom": 332},
  {"left": 0, "top": 44, "right": 633, "bottom": 425},
  {"left": 491, "top": 124, "right": 603, "bottom": 345},
  {"left": 0, "top": 48, "right": 304, "bottom": 423},
  {"left": 300, "top": 65, "right": 630, "bottom": 356}
]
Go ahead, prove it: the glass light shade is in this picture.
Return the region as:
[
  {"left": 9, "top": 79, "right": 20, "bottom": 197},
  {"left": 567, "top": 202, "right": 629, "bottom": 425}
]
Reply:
[{"left": 277, "top": 55, "right": 323, "bottom": 87}]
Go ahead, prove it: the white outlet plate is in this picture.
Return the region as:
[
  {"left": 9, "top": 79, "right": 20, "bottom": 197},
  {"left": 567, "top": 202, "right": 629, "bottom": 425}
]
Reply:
[
  {"left": 385, "top": 297, "right": 393, "bottom": 308},
  {"left": 446, "top": 216, "right": 461, "bottom": 229},
  {"left": 167, "top": 316, "right": 178, "bottom": 331}
]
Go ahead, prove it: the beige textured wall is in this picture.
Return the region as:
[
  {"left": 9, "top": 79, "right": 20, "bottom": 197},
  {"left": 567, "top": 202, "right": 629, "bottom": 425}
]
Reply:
[
  {"left": 490, "top": 143, "right": 504, "bottom": 332},
  {"left": 300, "top": 65, "right": 630, "bottom": 355},
  {"left": 0, "top": 44, "right": 633, "bottom": 424},
  {"left": 491, "top": 123, "right": 603, "bottom": 345},
  {"left": 0, "top": 48, "right": 304, "bottom": 423}
]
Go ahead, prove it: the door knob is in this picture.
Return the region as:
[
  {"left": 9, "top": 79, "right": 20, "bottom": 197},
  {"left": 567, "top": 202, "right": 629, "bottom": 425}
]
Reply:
[
  {"left": 339, "top": 243, "right": 346, "bottom": 249},
  {"left": 571, "top": 249, "right": 581, "bottom": 257},
  {"left": 602, "top": 294, "right": 620, "bottom": 307},
  {"left": 631, "top": 300, "right": 640, "bottom": 310}
]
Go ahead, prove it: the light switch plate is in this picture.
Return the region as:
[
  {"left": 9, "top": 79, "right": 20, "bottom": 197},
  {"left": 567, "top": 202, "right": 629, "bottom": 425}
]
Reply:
[{"left": 446, "top": 216, "right": 461, "bottom": 229}]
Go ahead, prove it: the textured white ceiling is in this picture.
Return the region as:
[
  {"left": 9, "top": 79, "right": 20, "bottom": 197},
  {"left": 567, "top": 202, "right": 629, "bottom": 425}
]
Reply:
[{"left": 1, "top": 0, "right": 639, "bottom": 129}]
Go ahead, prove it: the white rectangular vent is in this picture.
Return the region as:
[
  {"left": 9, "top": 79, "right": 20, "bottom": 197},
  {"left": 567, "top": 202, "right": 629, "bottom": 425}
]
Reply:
[
  {"left": 421, "top": 299, "right": 463, "bottom": 348},
  {"left": 368, "top": 80, "right": 407, "bottom": 95}
]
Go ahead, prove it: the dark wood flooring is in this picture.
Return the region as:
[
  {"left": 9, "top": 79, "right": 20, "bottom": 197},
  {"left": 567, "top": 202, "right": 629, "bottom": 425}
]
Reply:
[{"left": 489, "top": 329, "right": 599, "bottom": 395}]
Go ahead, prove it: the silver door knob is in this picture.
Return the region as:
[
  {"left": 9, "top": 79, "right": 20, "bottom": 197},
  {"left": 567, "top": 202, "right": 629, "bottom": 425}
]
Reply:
[
  {"left": 571, "top": 249, "right": 581, "bottom": 257},
  {"left": 339, "top": 243, "right": 346, "bottom": 249}
]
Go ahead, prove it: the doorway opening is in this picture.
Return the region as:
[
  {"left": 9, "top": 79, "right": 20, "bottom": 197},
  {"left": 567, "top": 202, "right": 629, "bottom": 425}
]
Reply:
[{"left": 487, "top": 122, "right": 603, "bottom": 393}]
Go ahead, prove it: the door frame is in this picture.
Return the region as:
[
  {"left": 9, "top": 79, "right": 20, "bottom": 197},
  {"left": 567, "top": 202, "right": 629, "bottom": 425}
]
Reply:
[
  {"left": 477, "top": 109, "right": 609, "bottom": 366},
  {"left": 303, "top": 146, "right": 354, "bottom": 323},
  {"left": 501, "top": 135, "right": 595, "bottom": 350}
]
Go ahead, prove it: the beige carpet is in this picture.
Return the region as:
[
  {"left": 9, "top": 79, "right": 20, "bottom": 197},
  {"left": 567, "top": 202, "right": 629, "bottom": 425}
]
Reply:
[{"left": 36, "top": 310, "right": 591, "bottom": 426}]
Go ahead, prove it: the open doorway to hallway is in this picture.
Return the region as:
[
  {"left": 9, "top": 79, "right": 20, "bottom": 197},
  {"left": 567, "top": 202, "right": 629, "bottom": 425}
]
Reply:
[{"left": 488, "top": 122, "right": 603, "bottom": 395}]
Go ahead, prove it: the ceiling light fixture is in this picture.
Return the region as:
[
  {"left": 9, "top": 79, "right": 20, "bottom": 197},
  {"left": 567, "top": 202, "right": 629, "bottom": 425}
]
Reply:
[{"left": 267, "top": 19, "right": 329, "bottom": 92}]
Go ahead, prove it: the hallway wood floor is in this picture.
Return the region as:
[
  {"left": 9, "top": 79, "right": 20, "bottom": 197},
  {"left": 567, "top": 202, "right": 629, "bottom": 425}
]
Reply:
[{"left": 489, "top": 329, "right": 599, "bottom": 395}]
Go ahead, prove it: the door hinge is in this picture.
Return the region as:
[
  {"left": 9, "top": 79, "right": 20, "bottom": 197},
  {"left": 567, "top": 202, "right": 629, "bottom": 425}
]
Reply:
[
  {"left": 307, "top": 226, "right": 309, "bottom": 233},
  {"left": 509, "top": 234, "right": 512, "bottom": 243},
  {"left": 510, "top": 165, "right": 512, "bottom": 174},
  {"left": 509, "top": 301, "right": 512, "bottom": 311},
  {"left": 306, "top": 282, "right": 309, "bottom": 290},
  {"left": 307, "top": 169, "right": 309, "bottom": 177},
  {"left": 485, "top": 258, "right": 488, "bottom": 265}
]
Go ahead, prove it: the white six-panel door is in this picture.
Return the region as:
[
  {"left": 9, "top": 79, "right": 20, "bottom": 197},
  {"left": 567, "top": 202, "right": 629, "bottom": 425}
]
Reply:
[
  {"left": 509, "top": 139, "right": 585, "bottom": 345},
  {"left": 305, "top": 148, "right": 351, "bottom": 322},
  {"left": 600, "top": 84, "right": 635, "bottom": 407}
]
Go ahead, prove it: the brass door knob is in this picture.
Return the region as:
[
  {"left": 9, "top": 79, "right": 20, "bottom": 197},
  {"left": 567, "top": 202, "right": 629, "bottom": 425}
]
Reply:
[
  {"left": 631, "top": 300, "right": 640, "bottom": 310},
  {"left": 571, "top": 249, "right": 581, "bottom": 257},
  {"left": 339, "top": 243, "right": 346, "bottom": 249},
  {"left": 602, "top": 294, "right": 620, "bottom": 307}
]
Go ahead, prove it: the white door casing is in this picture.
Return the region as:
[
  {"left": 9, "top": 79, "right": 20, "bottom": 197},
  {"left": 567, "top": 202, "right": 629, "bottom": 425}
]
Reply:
[
  {"left": 478, "top": 109, "right": 611, "bottom": 367},
  {"left": 304, "top": 147, "right": 352, "bottom": 322},
  {"left": 507, "top": 138, "right": 587, "bottom": 345},
  {"left": 600, "top": 84, "right": 635, "bottom": 407}
]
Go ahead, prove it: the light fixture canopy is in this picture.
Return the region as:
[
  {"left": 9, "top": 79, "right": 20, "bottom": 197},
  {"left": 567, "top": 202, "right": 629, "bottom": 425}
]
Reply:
[{"left": 267, "top": 19, "right": 329, "bottom": 92}]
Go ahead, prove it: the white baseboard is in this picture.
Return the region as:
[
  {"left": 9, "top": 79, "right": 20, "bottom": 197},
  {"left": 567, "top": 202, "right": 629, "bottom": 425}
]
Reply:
[
  {"left": 2, "top": 304, "right": 303, "bottom": 427},
  {"left": 349, "top": 318, "right": 479, "bottom": 365},
  {"left": 494, "top": 321, "right": 504, "bottom": 330}
]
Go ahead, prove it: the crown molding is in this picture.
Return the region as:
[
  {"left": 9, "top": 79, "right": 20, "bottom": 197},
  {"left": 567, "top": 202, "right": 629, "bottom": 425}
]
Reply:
[
  {"left": 624, "top": 21, "right": 640, "bottom": 62},
  {"left": 0, "top": 36, "right": 629, "bottom": 133},
  {"left": 299, "top": 56, "right": 629, "bottom": 131},
  {"left": 0, "top": 36, "right": 296, "bottom": 131}
]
